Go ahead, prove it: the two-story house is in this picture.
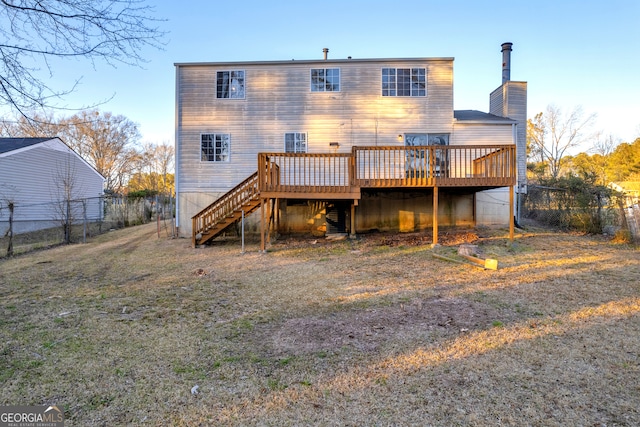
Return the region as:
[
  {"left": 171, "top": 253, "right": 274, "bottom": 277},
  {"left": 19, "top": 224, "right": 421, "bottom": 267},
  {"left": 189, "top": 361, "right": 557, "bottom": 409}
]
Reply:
[{"left": 175, "top": 43, "right": 527, "bottom": 249}]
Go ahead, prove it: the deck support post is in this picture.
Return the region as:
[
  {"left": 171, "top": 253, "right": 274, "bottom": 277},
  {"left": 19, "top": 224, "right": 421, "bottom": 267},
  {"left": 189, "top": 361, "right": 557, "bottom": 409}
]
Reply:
[
  {"left": 265, "top": 198, "right": 271, "bottom": 246},
  {"left": 433, "top": 186, "right": 439, "bottom": 246},
  {"left": 191, "top": 217, "right": 196, "bottom": 248},
  {"left": 267, "top": 198, "right": 275, "bottom": 245},
  {"left": 350, "top": 201, "right": 356, "bottom": 238},
  {"left": 273, "top": 198, "right": 280, "bottom": 233},
  {"left": 260, "top": 198, "right": 266, "bottom": 252},
  {"left": 509, "top": 185, "right": 515, "bottom": 243}
]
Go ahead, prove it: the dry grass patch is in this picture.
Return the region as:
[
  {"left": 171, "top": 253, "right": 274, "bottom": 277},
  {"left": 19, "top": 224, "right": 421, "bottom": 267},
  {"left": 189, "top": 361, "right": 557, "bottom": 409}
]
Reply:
[{"left": 1, "top": 224, "right": 639, "bottom": 426}]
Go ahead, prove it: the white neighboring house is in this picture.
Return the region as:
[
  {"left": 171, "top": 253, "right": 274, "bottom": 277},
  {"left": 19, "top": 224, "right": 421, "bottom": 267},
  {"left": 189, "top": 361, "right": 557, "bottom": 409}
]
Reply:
[{"left": 0, "top": 137, "right": 105, "bottom": 234}]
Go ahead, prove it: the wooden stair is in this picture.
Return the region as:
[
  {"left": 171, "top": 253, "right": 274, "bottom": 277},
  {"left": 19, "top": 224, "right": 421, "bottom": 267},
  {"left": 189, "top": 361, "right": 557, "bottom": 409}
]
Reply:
[{"left": 192, "top": 172, "right": 260, "bottom": 246}]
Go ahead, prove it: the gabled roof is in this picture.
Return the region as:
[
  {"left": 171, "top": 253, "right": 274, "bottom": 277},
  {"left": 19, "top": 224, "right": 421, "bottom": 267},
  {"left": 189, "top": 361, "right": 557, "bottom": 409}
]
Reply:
[
  {"left": 0, "top": 137, "right": 105, "bottom": 181},
  {"left": 454, "top": 110, "right": 516, "bottom": 123},
  {"left": 0, "top": 137, "right": 55, "bottom": 154}
]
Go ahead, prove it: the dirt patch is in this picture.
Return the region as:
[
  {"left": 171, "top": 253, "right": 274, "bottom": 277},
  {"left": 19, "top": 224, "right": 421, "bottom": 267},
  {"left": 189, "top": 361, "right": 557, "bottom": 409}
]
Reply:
[
  {"left": 268, "top": 297, "right": 495, "bottom": 355},
  {"left": 272, "top": 228, "right": 482, "bottom": 250},
  {"left": 375, "top": 229, "right": 481, "bottom": 247}
]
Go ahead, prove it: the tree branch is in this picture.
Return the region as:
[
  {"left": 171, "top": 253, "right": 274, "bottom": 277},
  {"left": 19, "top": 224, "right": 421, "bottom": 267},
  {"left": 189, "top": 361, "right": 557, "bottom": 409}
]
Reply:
[{"left": 0, "top": 0, "right": 166, "bottom": 117}]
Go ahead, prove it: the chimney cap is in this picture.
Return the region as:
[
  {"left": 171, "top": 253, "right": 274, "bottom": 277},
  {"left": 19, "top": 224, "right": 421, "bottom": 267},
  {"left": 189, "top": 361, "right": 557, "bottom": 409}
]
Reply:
[{"left": 501, "top": 42, "right": 513, "bottom": 51}]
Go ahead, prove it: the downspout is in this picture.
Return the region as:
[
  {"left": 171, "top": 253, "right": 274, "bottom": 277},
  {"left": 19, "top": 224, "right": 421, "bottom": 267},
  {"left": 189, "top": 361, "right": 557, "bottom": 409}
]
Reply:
[
  {"left": 174, "top": 64, "right": 181, "bottom": 236},
  {"left": 512, "top": 122, "right": 522, "bottom": 227}
]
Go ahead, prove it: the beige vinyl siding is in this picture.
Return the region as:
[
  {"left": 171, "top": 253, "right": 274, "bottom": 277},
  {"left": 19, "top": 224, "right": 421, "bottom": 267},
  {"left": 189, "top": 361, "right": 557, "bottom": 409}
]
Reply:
[
  {"left": 490, "top": 86, "right": 504, "bottom": 117},
  {"left": 176, "top": 58, "right": 454, "bottom": 195},
  {"left": 176, "top": 58, "right": 457, "bottom": 233},
  {"left": 490, "top": 81, "right": 527, "bottom": 186},
  {"left": 451, "top": 122, "right": 514, "bottom": 145},
  {"left": 504, "top": 82, "right": 528, "bottom": 186}
]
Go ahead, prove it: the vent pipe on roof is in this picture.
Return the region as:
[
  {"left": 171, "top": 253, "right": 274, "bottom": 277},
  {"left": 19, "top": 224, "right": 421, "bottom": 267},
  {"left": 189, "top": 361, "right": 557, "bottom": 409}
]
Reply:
[
  {"left": 501, "top": 42, "right": 513, "bottom": 84},
  {"left": 323, "top": 48, "right": 329, "bottom": 60}
]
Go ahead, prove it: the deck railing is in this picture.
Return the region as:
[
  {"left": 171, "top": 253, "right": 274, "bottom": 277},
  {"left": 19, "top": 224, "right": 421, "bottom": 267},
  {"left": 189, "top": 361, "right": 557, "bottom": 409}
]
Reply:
[
  {"left": 258, "top": 144, "right": 515, "bottom": 197},
  {"left": 259, "top": 152, "right": 356, "bottom": 197}
]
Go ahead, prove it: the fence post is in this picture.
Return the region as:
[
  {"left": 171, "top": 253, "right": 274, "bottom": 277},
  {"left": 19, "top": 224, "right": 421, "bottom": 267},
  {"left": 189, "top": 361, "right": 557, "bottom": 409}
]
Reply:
[
  {"left": 171, "top": 195, "right": 175, "bottom": 237},
  {"left": 241, "top": 209, "right": 245, "bottom": 254},
  {"left": 65, "top": 199, "right": 71, "bottom": 244},
  {"left": 99, "top": 195, "right": 105, "bottom": 233},
  {"left": 82, "top": 199, "right": 87, "bottom": 243},
  {"left": 7, "top": 202, "right": 14, "bottom": 257}
]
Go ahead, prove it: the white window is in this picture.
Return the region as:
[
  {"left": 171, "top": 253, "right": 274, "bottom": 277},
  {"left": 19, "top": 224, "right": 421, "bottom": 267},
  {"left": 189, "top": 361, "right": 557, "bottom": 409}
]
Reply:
[
  {"left": 201, "top": 134, "right": 230, "bottom": 162},
  {"left": 311, "top": 68, "right": 340, "bottom": 92},
  {"left": 285, "top": 133, "right": 307, "bottom": 153},
  {"left": 216, "top": 70, "right": 245, "bottom": 99},
  {"left": 382, "top": 68, "right": 426, "bottom": 97}
]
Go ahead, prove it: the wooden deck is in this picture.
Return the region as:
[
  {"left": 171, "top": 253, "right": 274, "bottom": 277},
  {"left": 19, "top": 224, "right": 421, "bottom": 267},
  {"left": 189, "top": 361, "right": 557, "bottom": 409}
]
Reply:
[
  {"left": 192, "top": 145, "right": 516, "bottom": 248},
  {"left": 256, "top": 144, "right": 516, "bottom": 250},
  {"left": 258, "top": 144, "right": 516, "bottom": 199}
]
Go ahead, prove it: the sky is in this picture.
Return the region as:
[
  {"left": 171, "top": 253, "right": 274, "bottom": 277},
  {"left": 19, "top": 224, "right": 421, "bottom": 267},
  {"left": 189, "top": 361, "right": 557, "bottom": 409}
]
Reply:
[{"left": 6, "top": 0, "right": 640, "bottom": 151}]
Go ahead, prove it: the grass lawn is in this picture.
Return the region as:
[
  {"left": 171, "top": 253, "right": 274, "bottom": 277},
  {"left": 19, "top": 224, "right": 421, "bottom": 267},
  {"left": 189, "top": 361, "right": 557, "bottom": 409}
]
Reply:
[{"left": 1, "top": 223, "right": 639, "bottom": 426}]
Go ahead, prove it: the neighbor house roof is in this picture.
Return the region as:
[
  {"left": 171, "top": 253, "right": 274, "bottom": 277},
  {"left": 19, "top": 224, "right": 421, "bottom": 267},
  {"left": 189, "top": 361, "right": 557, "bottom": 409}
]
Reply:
[
  {"left": 0, "top": 137, "right": 54, "bottom": 154},
  {"left": 454, "top": 110, "right": 516, "bottom": 123},
  {"left": 0, "top": 137, "right": 105, "bottom": 181}
]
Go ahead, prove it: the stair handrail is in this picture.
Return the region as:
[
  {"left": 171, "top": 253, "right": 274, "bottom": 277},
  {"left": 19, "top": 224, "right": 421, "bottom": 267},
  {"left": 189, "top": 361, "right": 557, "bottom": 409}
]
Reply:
[{"left": 192, "top": 172, "right": 259, "bottom": 246}]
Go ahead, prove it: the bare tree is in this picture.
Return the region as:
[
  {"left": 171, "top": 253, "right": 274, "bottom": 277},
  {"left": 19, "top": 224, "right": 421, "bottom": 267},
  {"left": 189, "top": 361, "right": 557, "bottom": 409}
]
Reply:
[
  {"left": 0, "top": 111, "right": 64, "bottom": 137},
  {"left": 589, "top": 133, "right": 618, "bottom": 185},
  {"left": 0, "top": 0, "right": 165, "bottom": 117},
  {"left": 62, "top": 110, "right": 141, "bottom": 193},
  {"left": 527, "top": 105, "right": 597, "bottom": 179},
  {"left": 51, "top": 152, "right": 83, "bottom": 243},
  {"left": 127, "top": 142, "right": 174, "bottom": 194},
  {"left": 153, "top": 142, "right": 175, "bottom": 179}
]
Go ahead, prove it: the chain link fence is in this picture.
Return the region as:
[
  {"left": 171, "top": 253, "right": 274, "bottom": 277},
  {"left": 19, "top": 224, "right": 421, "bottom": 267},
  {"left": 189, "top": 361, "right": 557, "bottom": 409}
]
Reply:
[
  {"left": 520, "top": 183, "right": 638, "bottom": 243},
  {"left": 1, "top": 194, "right": 175, "bottom": 257}
]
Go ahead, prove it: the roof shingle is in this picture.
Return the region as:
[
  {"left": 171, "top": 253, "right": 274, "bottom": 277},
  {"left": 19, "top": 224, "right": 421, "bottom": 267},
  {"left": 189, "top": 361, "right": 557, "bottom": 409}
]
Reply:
[{"left": 0, "top": 137, "right": 54, "bottom": 154}]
